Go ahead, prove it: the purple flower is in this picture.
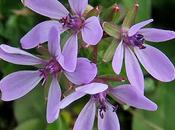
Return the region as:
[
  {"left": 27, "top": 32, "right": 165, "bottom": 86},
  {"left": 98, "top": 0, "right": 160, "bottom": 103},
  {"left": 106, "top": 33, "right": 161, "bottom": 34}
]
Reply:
[
  {"left": 112, "top": 19, "right": 175, "bottom": 92},
  {"left": 20, "top": 0, "right": 103, "bottom": 71},
  {"left": 0, "top": 28, "right": 97, "bottom": 123},
  {"left": 58, "top": 83, "right": 157, "bottom": 130}
]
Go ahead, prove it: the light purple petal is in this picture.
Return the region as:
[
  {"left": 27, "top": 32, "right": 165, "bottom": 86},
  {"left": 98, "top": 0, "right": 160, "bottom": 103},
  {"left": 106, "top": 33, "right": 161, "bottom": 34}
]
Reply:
[
  {"left": 61, "top": 34, "right": 78, "bottom": 72},
  {"left": 59, "top": 91, "right": 86, "bottom": 109},
  {"left": 128, "top": 19, "right": 153, "bottom": 37},
  {"left": 73, "top": 99, "right": 96, "bottom": 130},
  {"left": 110, "top": 84, "right": 158, "bottom": 111},
  {"left": 0, "top": 71, "right": 42, "bottom": 101},
  {"left": 112, "top": 41, "right": 124, "bottom": 74},
  {"left": 0, "top": 44, "right": 43, "bottom": 65},
  {"left": 68, "top": 0, "right": 88, "bottom": 16},
  {"left": 21, "top": 20, "right": 66, "bottom": 49},
  {"left": 98, "top": 103, "right": 120, "bottom": 130},
  {"left": 81, "top": 16, "right": 103, "bottom": 45},
  {"left": 139, "top": 28, "right": 175, "bottom": 42},
  {"left": 134, "top": 44, "right": 175, "bottom": 82},
  {"left": 23, "top": 0, "right": 69, "bottom": 19},
  {"left": 125, "top": 47, "right": 144, "bottom": 92},
  {"left": 76, "top": 83, "right": 108, "bottom": 95},
  {"left": 47, "top": 76, "right": 61, "bottom": 123},
  {"left": 64, "top": 58, "right": 97, "bottom": 85},
  {"left": 48, "top": 27, "right": 62, "bottom": 57}
]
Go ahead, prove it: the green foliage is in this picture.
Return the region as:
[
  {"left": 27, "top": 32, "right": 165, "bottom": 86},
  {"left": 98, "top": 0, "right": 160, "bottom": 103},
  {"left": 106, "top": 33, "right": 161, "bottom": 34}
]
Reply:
[
  {"left": 133, "top": 81, "right": 175, "bottom": 130},
  {"left": 14, "top": 86, "right": 46, "bottom": 129},
  {"left": 46, "top": 116, "right": 69, "bottom": 130},
  {"left": 14, "top": 86, "right": 45, "bottom": 123},
  {"left": 15, "top": 119, "right": 44, "bottom": 130}
]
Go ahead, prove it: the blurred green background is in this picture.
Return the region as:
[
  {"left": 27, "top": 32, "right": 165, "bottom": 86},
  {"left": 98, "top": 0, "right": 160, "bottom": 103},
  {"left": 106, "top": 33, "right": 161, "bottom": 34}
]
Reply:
[{"left": 0, "top": 0, "right": 175, "bottom": 130}]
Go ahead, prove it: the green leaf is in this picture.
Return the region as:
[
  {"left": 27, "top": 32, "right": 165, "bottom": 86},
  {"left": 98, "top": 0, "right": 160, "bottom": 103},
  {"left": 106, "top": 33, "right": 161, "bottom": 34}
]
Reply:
[
  {"left": 136, "top": 0, "right": 151, "bottom": 22},
  {"left": 0, "top": 0, "right": 21, "bottom": 17},
  {"left": 15, "top": 119, "right": 45, "bottom": 130},
  {"left": 90, "top": 0, "right": 116, "bottom": 8},
  {"left": 46, "top": 116, "right": 69, "bottom": 130},
  {"left": 132, "top": 81, "right": 175, "bottom": 130},
  {"left": 144, "top": 78, "right": 156, "bottom": 92},
  {"left": 122, "top": 0, "right": 135, "bottom": 8},
  {"left": 14, "top": 86, "right": 45, "bottom": 123}
]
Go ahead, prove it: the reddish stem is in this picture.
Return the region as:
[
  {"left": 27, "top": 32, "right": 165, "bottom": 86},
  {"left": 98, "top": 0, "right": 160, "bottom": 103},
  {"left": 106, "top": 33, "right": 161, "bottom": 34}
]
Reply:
[
  {"left": 97, "top": 75, "right": 127, "bottom": 82},
  {"left": 92, "top": 45, "right": 98, "bottom": 63}
]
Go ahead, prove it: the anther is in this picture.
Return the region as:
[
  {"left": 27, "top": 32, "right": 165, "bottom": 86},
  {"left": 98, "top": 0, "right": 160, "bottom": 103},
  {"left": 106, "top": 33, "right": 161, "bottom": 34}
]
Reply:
[
  {"left": 99, "top": 108, "right": 104, "bottom": 119},
  {"left": 99, "top": 105, "right": 107, "bottom": 119}
]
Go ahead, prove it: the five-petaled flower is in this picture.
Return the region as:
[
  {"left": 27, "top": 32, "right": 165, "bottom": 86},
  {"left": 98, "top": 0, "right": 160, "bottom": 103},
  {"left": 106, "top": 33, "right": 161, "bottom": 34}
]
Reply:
[
  {"left": 20, "top": 0, "right": 103, "bottom": 72},
  {"left": 0, "top": 27, "right": 97, "bottom": 123},
  {"left": 58, "top": 82, "right": 157, "bottom": 130},
  {"left": 112, "top": 19, "right": 175, "bottom": 92}
]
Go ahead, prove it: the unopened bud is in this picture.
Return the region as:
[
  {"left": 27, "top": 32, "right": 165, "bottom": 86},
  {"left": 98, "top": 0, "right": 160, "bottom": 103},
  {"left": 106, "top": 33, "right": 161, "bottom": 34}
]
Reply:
[
  {"left": 101, "top": 3, "right": 120, "bottom": 22},
  {"left": 113, "top": 4, "right": 120, "bottom": 12},
  {"left": 122, "top": 3, "right": 139, "bottom": 28},
  {"left": 112, "top": 4, "right": 120, "bottom": 24},
  {"left": 85, "top": 5, "right": 102, "bottom": 18}
]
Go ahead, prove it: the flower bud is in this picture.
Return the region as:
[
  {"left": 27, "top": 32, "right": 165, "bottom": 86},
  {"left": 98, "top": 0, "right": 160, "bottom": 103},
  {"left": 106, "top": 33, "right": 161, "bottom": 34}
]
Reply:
[
  {"left": 122, "top": 3, "right": 139, "bottom": 28},
  {"left": 101, "top": 3, "right": 120, "bottom": 23},
  {"left": 112, "top": 4, "right": 120, "bottom": 24},
  {"left": 85, "top": 5, "right": 102, "bottom": 18}
]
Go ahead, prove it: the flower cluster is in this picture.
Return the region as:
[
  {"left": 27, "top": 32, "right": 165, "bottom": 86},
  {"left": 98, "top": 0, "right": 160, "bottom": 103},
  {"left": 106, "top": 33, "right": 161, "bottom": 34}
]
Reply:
[{"left": 0, "top": 0, "right": 175, "bottom": 130}]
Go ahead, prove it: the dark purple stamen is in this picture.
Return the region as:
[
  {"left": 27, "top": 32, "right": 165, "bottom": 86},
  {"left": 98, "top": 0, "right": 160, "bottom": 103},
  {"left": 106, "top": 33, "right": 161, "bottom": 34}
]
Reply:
[
  {"left": 124, "top": 33, "right": 146, "bottom": 49},
  {"left": 39, "top": 58, "right": 62, "bottom": 79},
  {"left": 59, "top": 14, "right": 85, "bottom": 31},
  {"left": 45, "top": 59, "right": 62, "bottom": 74},
  {"left": 99, "top": 105, "right": 107, "bottom": 119},
  {"left": 93, "top": 92, "right": 108, "bottom": 119}
]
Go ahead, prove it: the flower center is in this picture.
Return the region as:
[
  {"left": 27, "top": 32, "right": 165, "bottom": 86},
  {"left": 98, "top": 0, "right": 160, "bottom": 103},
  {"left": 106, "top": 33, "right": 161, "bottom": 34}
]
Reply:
[
  {"left": 93, "top": 92, "right": 119, "bottom": 119},
  {"left": 93, "top": 92, "right": 107, "bottom": 118},
  {"left": 59, "top": 14, "right": 85, "bottom": 32},
  {"left": 123, "top": 33, "right": 146, "bottom": 49},
  {"left": 39, "top": 58, "right": 62, "bottom": 79}
]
